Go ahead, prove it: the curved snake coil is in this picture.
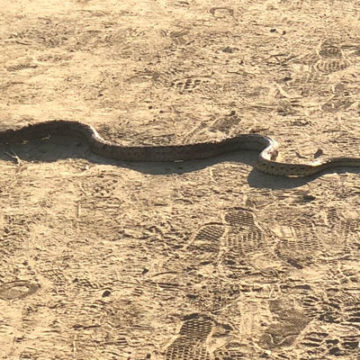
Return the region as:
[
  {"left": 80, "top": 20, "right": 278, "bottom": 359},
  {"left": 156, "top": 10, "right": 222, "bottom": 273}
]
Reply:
[{"left": 0, "top": 120, "right": 359, "bottom": 177}]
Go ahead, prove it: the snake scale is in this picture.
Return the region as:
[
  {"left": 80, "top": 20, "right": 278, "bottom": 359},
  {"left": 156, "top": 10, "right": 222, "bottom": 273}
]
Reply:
[{"left": 0, "top": 120, "right": 359, "bottom": 177}]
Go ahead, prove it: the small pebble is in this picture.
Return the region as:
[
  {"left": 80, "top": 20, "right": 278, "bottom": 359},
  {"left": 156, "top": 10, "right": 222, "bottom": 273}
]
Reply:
[{"left": 102, "top": 290, "right": 111, "bottom": 297}]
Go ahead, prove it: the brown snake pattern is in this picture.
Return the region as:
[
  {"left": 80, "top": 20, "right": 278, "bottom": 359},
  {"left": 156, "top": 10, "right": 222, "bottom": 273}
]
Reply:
[{"left": 0, "top": 120, "right": 359, "bottom": 177}]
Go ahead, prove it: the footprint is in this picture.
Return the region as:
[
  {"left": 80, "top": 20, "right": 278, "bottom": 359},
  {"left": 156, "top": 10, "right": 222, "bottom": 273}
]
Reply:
[
  {"left": 209, "top": 7, "right": 234, "bottom": 19},
  {"left": 299, "top": 330, "right": 329, "bottom": 357},
  {"left": 214, "top": 341, "right": 258, "bottom": 360},
  {"left": 299, "top": 328, "right": 360, "bottom": 358},
  {"left": 186, "top": 223, "right": 225, "bottom": 265},
  {"left": 223, "top": 207, "right": 256, "bottom": 229},
  {"left": 342, "top": 297, "right": 360, "bottom": 328},
  {"left": 314, "top": 58, "right": 350, "bottom": 73},
  {"left": 213, "top": 342, "right": 249, "bottom": 359},
  {"left": 226, "top": 226, "right": 266, "bottom": 257},
  {"left": 221, "top": 208, "right": 274, "bottom": 275},
  {"left": 259, "top": 299, "right": 310, "bottom": 350},
  {"left": 340, "top": 335, "right": 360, "bottom": 353},
  {"left": 314, "top": 40, "right": 350, "bottom": 73},
  {"left": 170, "top": 76, "right": 214, "bottom": 94},
  {"left": 164, "top": 313, "right": 214, "bottom": 360},
  {"left": 0, "top": 280, "right": 39, "bottom": 300},
  {"left": 318, "top": 41, "right": 343, "bottom": 58}
]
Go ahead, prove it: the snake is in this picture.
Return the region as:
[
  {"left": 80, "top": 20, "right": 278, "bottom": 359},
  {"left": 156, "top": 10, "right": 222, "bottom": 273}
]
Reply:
[{"left": 0, "top": 120, "right": 359, "bottom": 177}]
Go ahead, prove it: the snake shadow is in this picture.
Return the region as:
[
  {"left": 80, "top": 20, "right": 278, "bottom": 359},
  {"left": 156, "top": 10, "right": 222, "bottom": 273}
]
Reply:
[{"left": 0, "top": 135, "right": 358, "bottom": 190}]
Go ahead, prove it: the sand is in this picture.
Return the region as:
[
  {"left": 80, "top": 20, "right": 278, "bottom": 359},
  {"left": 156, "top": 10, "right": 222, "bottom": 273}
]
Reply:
[{"left": 0, "top": 0, "right": 359, "bottom": 359}]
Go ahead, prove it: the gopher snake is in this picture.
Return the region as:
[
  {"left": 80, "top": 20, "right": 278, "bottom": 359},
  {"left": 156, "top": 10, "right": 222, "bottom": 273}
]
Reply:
[{"left": 0, "top": 120, "right": 359, "bottom": 177}]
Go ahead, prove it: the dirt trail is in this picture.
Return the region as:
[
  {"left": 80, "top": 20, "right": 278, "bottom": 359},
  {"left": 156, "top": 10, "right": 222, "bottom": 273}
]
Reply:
[{"left": 0, "top": 1, "right": 359, "bottom": 359}]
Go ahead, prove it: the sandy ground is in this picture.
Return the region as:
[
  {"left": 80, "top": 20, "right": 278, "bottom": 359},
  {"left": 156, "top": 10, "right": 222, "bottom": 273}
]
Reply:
[{"left": 0, "top": 0, "right": 360, "bottom": 359}]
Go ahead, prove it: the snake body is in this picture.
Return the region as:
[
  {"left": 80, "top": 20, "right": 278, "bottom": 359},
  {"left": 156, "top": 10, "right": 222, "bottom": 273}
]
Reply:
[{"left": 0, "top": 120, "right": 359, "bottom": 177}]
